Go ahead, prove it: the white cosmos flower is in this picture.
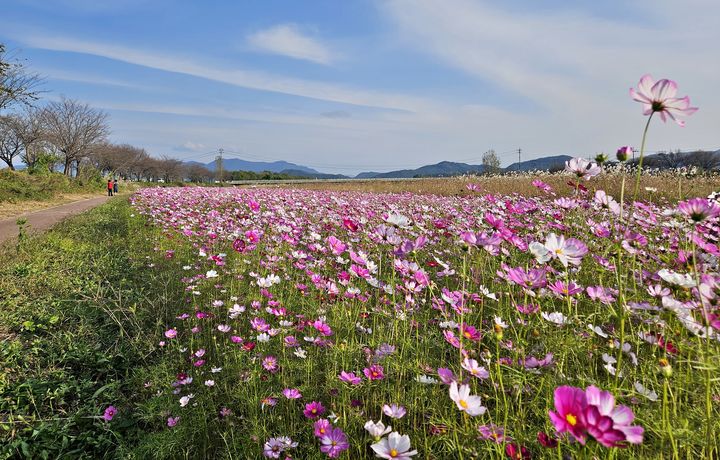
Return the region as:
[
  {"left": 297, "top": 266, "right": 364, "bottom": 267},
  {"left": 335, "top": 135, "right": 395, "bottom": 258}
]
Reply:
[
  {"left": 370, "top": 432, "right": 418, "bottom": 459},
  {"left": 541, "top": 311, "right": 568, "bottom": 325},
  {"left": 415, "top": 375, "right": 439, "bottom": 384},
  {"left": 449, "top": 382, "right": 486, "bottom": 416},
  {"left": 364, "top": 420, "right": 392, "bottom": 438},
  {"left": 385, "top": 213, "right": 411, "bottom": 228},
  {"left": 205, "top": 270, "right": 218, "bottom": 278},
  {"left": 657, "top": 269, "right": 697, "bottom": 288},
  {"left": 294, "top": 348, "right": 307, "bottom": 359},
  {"left": 634, "top": 382, "right": 659, "bottom": 402},
  {"left": 529, "top": 241, "right": 551, "bottom": 264},
  {"left": 179, "top": 394, "right": 194, "bottom": 407}
]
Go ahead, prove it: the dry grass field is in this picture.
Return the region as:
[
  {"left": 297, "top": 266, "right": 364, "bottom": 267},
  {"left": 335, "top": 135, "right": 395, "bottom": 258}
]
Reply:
[{"left": 287, "top": 172, "right": 720, "bottom": 203}]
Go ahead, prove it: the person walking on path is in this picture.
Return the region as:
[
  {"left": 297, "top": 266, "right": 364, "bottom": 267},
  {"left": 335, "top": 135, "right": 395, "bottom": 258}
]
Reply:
[
  {"left": 113, "top": 178, "right": 118, "bottom": 194},
  {"left": 107, "top": 179, "right": 114, "bottom": 196}
]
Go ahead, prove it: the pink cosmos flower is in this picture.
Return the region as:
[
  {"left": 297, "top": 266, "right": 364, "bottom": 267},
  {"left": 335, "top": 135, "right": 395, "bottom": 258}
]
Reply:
[
  {"left": 313, "top": 320, "right": 333, "bottom": 336},
  {"left": 304, "top": 401, "right": 326, "bottom": 419},
  {"left": 630, "top": 74, "right": 698, "bottom": 126},
  {"left": 282, "top": 388, "right": 302, "bottom": 399},
  {"left": 437, "top": 367, "right": 456, "bottom": 385},
  {"left": 478, "top": 424, "right": 509, "bottom": 444},
  {"left": 314, "top": 418, "right": 332, "bottom": 437},
  {"left": 616, "top": 146, "right": 633, "bottom": 162},
  {"left": 678, "top": 198, "right": 720, "bottom": 222},
  {"left": 164, "top": 328, "right": 177, "bottom": 339},
  {"left": 319, "top": 427, "right": 349, "bottom": 458},
  {"left": 262, "top": 355, "right": 279, "bottom": 373},
  {"left": 167, "top": 416, "right": 180, "bottom": 427},
  {"left": 364, "top": 364, "right": 385, "bottom": 381},
  {"left": 339, "top": 371, "right": 362, "bottom": 385},
  {"left": 103, "top": 405, "right": 117, "bottom": 421},
  {"left": 461, "top": 358, "right": 489, "bottom": 379},
  {"left": 548, "top": 280, "right": 583, "bottom": 298},
  {"left": 327, "top": 236, "right": 347, "bottom": 255}
]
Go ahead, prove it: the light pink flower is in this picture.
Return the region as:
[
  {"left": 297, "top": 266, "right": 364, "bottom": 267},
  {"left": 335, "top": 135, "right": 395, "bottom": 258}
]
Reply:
[{"left": 630, "top": 74, "right": 698, "bottom": 126}]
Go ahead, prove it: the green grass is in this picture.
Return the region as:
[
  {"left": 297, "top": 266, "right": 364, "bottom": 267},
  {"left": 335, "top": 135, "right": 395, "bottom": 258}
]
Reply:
[{"left": 0, "top": 198, "right": 184, "bottom": 459}]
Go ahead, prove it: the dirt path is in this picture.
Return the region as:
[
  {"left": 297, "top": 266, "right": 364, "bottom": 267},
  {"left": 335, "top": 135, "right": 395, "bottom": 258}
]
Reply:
[{"left": 0, "top": 196, "right": 111, "bottom": 244}]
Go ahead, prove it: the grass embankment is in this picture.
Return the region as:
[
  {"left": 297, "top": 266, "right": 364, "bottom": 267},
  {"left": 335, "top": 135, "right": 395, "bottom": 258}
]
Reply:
[
  {"left": 0, "top": 170, "right": 103, "bottom": 203},
  {"left": 0, "top": 198, "right": 182, "bottom": 459}
]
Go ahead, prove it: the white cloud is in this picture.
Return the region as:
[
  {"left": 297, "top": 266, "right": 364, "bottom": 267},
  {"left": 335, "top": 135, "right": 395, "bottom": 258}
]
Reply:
[
  {"left": 12, "top": 32, "right": 429, "bottom": 113},
  {"left": 377, "top": 0, "right": 720, "bottom": 160},
  {"left": 247, "top": 24, "right": 336, "bottom": 65}
]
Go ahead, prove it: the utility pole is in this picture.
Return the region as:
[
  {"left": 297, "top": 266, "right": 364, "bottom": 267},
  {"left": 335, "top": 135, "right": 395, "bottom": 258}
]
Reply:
[
  {"left": 517, "top": 148, "right": 521, "bottom": 171},
  {"left": 215, "top": 148, "right": 224, "bottom": 184}
]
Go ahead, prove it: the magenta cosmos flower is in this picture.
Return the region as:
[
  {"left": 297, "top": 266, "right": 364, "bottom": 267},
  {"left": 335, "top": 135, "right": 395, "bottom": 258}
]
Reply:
[
  {"left": 630, "top": 74, "right": 698, "bottom": 126},
  {"left": 102, "top": 405, "right": 117, "bottom": 421},
  {"left": 364, "top": 364, "right": 385, "bottom": 381},
  {"left": 548, "top": 386, "right": 588, "bottom": 443},
  {"left": 549, "top": 385, "right": 644, "bottom": 447},
  {"left": 584, "top": 385, "right": 644, "bottom": 448},
  {"left": 304, "top": 401, "right": 326, "bottom": 419}
]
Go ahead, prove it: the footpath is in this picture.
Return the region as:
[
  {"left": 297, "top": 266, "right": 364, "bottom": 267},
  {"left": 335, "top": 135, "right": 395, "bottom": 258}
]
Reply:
[{"left": 0, "top": 196, "right": 111, "bottom": 244}]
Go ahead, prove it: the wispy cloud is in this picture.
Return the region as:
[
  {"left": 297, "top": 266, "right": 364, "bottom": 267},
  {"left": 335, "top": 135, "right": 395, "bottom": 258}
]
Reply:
[
  {"left": 37, "top": 68, "right": 150, "bottom": 90},
  {"left": 12, "top": 32, "right": 428, "bottom": 112},
  {"left": 247, "top": 24, "right": 336, "bottom": 65}
]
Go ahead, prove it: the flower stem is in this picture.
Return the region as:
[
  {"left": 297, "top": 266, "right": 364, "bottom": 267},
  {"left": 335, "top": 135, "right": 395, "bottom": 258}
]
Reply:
[{"left": 632, "top": 113, "right": 654, "bottom": 202}]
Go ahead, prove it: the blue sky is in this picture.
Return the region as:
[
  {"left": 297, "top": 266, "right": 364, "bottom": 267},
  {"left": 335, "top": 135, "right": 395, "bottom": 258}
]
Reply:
[{"left": 1, "top": 0, "right": 718, "bottom": 174}]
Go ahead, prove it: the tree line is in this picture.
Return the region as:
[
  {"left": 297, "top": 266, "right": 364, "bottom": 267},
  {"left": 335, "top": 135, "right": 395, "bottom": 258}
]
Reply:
[{"left": 0, "top": 44, "right": 216, "bottom": 182}]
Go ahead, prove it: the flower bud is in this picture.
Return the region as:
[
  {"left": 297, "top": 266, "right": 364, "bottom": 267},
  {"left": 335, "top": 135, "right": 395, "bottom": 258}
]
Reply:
[
  {"left": 659, "top": 358, "right": 672, "bottom": 377},
  {"left": 616, "top": 146, "right": 633, "bottom": 162}
]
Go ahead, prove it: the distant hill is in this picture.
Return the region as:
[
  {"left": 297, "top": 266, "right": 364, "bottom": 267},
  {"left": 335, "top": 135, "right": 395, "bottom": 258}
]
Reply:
[
  {"left": 187, "top": 159, "right": 321, "bottom": 174},
  {"left": 504, "top": 155, "right": 573, "bottom": 172},
  {"left": 628, "top": 149, "right": 720, "bottom": 170},
  {"left": 355, "top": 161, "right": 486, "bottom": 179},
  {"left": 279, "top": 169, "right": 348, "bottom": 179}
]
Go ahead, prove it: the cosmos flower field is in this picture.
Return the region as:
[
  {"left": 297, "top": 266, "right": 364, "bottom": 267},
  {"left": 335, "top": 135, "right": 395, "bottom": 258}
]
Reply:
[{"left": 126, "top": 178, "right": 720, "bottom": 459}]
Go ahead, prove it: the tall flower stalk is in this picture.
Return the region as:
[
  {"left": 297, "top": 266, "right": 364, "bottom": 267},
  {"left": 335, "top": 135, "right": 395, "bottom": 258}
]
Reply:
[{"left": 629, "top": 74, "right": 698, "bottom": 201}]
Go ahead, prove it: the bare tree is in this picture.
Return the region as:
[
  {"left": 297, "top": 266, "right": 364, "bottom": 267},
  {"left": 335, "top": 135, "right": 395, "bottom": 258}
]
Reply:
[
  {"left": 13, "top": 107, "right": 46, "bottom": 169},
  {"left": 0, "top": 44, "right": 44, "bottom": 113},
  {"left": 185, "top": 163, "right": 213, "bottom": 183},
  {"left": 157, "top": 155, "right": 184, "bottom": 182},
  {"left": 482, "top": 149, "right": 501, "bottom": 174},
  {"left": 0, "top": 115, "right": 23, "bottom": 169},
  {"left": 40, "top": 97, "right": 110, "bottom": 176}
]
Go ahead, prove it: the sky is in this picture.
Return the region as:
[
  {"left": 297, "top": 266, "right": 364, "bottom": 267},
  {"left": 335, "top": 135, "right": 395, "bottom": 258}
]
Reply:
[{"left": 1, "top": 0, "right": 718, "bottom": 175}]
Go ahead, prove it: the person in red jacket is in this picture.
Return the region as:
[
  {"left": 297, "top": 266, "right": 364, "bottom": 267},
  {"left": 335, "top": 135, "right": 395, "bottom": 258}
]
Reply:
[{"left": 107, "top": 179, "right": 114, "bottom": 196}]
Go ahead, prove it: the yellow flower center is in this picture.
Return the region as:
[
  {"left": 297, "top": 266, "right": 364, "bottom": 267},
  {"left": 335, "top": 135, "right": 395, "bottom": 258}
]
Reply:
[
  {"left": 555, "top": 248, "right": 563, "bottom": 254},
  {"left": 566, "top": 413, "right": 577, "bottom": 426},
  {"left": 390, "top": 449, "right": 399, "bottom": 457},
  {"left": 459, "top": 399, "right": 469, "bottom": 409}
]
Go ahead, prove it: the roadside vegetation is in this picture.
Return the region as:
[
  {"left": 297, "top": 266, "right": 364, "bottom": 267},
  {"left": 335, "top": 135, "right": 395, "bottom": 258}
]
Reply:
[{"left": 0, "top": 198, "right": 184, "bottom": 458}]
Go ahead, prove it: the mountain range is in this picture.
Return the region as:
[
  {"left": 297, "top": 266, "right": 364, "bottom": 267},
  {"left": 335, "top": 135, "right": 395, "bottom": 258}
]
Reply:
[{"left": 187, "top": 154, "right": 575, "bottom": 179}]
